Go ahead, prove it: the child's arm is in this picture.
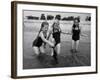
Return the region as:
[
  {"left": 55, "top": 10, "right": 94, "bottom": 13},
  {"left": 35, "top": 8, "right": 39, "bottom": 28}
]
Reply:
[
  {"left": 79, "top": 26, "right": 88, "bottom": 37},
  {"left": 47, "top": 30, "right": 52, "bottom": 40},
  {"left": 59, "top": 26, "right": 71, "bottom": 35},
  {"left": 80, "top": 34, "right": 88, "bottom": 37},
  {"left": 43, "top": 29, "right": 52, "bottom": 48},
  {"left": 61, "top": 31, "right": 72, "bottom": 35},
  {"left": 62, "top": 25, "right": 73, "bottom": 35},
  {"left": 40, "top": 31, "right": 54, "bottom": 47}
]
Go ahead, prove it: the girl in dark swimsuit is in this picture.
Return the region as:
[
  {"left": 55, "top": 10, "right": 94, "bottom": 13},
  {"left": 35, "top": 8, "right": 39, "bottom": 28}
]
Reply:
[
  {"left": 32, "top": 21, "right": 54, "bottom": 56},
  {"left": 47, "top": 15, "right": 69, "bottom": 63},
  {"left": 51, "top": 21, "right": 61, "bottom": 63},
  {"left": 71, "top": 18, "right": 81, "bottom": 53},
  {"left": 71, "top": 18, "right": 87, "bottom": 53}
]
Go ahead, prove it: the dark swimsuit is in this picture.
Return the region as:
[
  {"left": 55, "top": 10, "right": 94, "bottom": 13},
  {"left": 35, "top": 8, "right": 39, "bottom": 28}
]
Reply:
[
  {"left": 72, "top": 24, "right": 80, "bottom": 41},
  {"left": 32, "top": 32, "right": 46, "bottom": 47},
  {"left": 52, "top": 28, "right": 61, "bottom": 46}
]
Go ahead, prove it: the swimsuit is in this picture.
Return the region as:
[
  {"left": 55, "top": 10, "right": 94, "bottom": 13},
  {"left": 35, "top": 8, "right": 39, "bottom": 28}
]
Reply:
[
  {"left": 52, "top": 28, "right": 61, "bottom": 46},
  {"left": 72, "top": 24, "right": 80, "bottom": 41},
  {"left": 32, "top": 32, "right": 46, "bottom": 47}
]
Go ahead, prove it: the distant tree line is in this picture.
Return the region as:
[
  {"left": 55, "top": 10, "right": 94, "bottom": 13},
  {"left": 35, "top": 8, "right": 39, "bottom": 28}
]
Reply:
[
  {"left": 26, "top": 14, "right": 91, "bottom": 21},
  {"left": 26, "top": 16, "right": 39, "bottom": 20}
]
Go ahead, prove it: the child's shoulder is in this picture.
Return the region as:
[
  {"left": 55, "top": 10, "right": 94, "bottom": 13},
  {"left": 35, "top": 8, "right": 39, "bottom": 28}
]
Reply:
[
  {"left": 39, "top": 31, "right": 43, "bottom": 36},
  {"left": 39, "top": 31, "right": 43, "bottom": 34}
]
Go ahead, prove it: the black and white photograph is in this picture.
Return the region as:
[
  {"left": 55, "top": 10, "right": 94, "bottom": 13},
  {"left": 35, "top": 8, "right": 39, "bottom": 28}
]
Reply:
[
  {"left": 11, "top": 1, "right": 97, "bottom": 78},
  {"left": 23, "top": 10, "right": 91, "bottom": 69}
]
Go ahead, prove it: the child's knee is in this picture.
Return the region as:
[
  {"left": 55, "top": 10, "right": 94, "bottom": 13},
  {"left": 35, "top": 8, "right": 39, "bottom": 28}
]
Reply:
[
  {"left": 56, "top": 49, "right": 60, "bottom": 55},
  {"left": 33, "top": 47, "right": 39, "bottom": 55}
]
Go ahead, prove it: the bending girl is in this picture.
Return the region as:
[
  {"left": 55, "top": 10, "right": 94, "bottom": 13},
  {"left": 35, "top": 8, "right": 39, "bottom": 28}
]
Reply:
[{"left": 32, "top": 21, "right": 54, "bottom": 57}]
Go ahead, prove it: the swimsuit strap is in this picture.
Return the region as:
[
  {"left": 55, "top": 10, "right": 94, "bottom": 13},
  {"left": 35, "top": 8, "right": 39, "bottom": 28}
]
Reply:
[{"left": 73, "top": 24, "right": 80, "bottom": 30}]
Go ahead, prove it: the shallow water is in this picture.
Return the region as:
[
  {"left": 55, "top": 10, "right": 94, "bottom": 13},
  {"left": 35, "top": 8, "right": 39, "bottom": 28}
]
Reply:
[{"left": 23, "top": 22, "right": 91, "bottom": 69}]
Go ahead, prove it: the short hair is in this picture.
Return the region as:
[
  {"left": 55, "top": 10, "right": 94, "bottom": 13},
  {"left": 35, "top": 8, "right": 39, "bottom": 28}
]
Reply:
[
  {"left": 55, "top": 15, "right": 61, "bottom": 20},
  {"left": 74, "top": 18, "right": 80, "bottom": 22},
  {"left": 41, "top": 21, "right": 49, "bottom": 28}
]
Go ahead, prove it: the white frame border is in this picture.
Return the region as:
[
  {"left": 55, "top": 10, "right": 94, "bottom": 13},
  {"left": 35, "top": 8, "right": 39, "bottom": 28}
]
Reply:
[{"left": 16, "top": 3, "right": 97, "bottom": 77}]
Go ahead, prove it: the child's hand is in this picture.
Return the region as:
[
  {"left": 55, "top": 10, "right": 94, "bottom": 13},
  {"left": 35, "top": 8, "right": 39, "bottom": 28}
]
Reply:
[
  {"left": 49, "top": 42, "right": 54, "bottom": 48},
  {"left": 49, "top": 38, "right": 55, "bottom": 48},
  {"left": 51, "top": 38, "right": 55, "bottom": 43},
  {"left": 81, "top": 34, "right": 88, "bottom": 37},
  {"left": 43, "top": 44, "right": 46, "bottom": 48},
  {"left": 67, "top": 32, "right": 72, "bottom": 35}
]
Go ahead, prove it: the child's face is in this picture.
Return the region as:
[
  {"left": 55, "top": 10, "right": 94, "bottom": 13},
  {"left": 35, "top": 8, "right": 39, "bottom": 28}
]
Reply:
[
  {"left": 54, "top": 23, "right": 58, "bottom": 29},
  {"left": 42, "top": 24, "right": 48, "bottom": 32},
  {"left": 53, "top": 19, "right": 59, "bottom": 29},
  {"left": 54, "top": 19, "right": 59, "bottom": 23},
  {"left": 74, "top": 20, "right": 79, "bottom": 25}
]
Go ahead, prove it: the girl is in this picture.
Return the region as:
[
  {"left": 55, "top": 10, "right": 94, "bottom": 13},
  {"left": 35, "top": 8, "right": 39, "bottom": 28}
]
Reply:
[
  {"left": 32, "top": 21, "right": 54, "bottom": 57},
  {"left": 51, "top": 19, "right": 61, "bottom": 63},
  {"left": 71, "top": 18, "right": 87, "bottom": 53},
  {"left": 47, "top": 15, "right": 69, "bottom": 63}
]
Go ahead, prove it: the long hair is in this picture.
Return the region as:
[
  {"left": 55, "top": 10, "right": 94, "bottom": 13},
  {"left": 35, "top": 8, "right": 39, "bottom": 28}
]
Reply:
[
  {"left": 36, "top": 21, "right": 49, "bottom": 38},
  {"left": 39, "top": 21, "right": 49, "bottom": 33}
]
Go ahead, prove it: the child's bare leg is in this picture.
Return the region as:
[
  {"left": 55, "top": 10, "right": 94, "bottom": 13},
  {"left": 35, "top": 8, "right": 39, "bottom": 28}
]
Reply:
[
  {"left": 72, "top": 40, "right": 75, "bottom": 50},
  {"left": 40, "top": 46, "right": 45, "bottom": 54},
  {"left": 56, "top": 43, "right": 61, "bottom": 55},
  {"left": 51, "top": 38, "right": 55, "bottom": 56},
  {"left": 52, "top": 43, "right": 60, "bottom": 64},
  {"left": 52, "top": 47, "right": 58, "bottom": 63},
  {"left": 75, "top": 40, "right": 79, "bottom": 52},
  {"left": 71, "top": 40, "right": 75, "bottom": 52},
  {"left": 33, "top": 47, "right": 40, "bottom": 55},
  {"left": 50, "top": 46, "right": 54, "bottom": 56}
]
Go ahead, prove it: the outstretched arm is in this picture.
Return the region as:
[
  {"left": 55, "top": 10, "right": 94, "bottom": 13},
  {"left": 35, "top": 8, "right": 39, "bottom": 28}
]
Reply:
[
  {"left": 43, "top": 29, "right": 53, "bottom": 48},
  {"left": 80, "top": 34, "right": 88, "bottom": 37},
  {"left": 80, "top": 26, "right": 88, "bottom": 37},
  {"left": 60, "top": 25, "right": 72, "bottom": 35},
  {"left": 61, "top": 31, "right": 72, "bottom": 35},
  {"left": 47, "top": 30, "right": 52, "bottom": 40}
]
